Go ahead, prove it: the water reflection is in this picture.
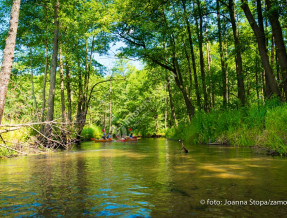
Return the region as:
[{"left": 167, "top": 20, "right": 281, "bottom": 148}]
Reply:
[{"left": 1, "top": 139, "right": 287, "bottom": 217}]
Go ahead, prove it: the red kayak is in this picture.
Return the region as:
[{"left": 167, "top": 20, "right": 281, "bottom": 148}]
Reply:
[
  {"left": 116, "top": 137, "right": 138, "bottom": 142},
  {"left": 94, "top": 138, "right": 113, "bottom": 142}
]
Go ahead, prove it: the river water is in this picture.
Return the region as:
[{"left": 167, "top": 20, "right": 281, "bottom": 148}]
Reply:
[{"left": 1, "top": 138, "right": 287, "bottom": 217}]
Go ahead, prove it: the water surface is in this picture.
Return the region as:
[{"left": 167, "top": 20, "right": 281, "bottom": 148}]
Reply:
[{"left": 1, "top": 139, "right": 287, "bottom": 217}]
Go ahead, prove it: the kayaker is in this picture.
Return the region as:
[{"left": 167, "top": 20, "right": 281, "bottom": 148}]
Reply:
[
  {"left": 107, "top": 132, "right": 112, "bottom": 139},
  {"left": 130, "top": 132, "right": 133, "bottom": 138},
  {"left": 102, "top": 133, "right": 107, "bottom": 140}
]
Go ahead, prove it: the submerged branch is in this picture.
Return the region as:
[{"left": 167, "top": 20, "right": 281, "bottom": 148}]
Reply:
[{"left": 0, "top": 143, "right": 28, "bottom": 155}]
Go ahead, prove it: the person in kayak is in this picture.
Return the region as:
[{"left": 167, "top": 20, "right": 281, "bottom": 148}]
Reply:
[
  {"left": 130, "top": 132, "right": 133, "bottom": 138},
  {"left": 102, "top": 133, "right": 107, "bottom": 140},
  {"left": 107, "top": 132, "right": 112, "bottom": 139}
]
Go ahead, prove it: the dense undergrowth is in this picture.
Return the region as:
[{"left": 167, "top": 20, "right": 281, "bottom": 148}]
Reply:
[
  {"left": 166, "top": 99, "right": 287, "bottom": 154},
  {"left": 2, "top": 99, "right": 287, "bottom": 157},
  {"left": 81, "top": 125, "right": 103, "bottom": 141},
  {"left": 0, "top": 126, "right": 38, "bottom": 158}
]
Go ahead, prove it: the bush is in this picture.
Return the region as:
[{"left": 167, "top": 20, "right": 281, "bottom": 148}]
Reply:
[{"left": 81, "top": 125, "right": 102, "bottom": 140}]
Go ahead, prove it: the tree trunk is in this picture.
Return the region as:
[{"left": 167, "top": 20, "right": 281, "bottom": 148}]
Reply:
[
  {"left": 172, "top": 47, "right": 195, "bottom": 120},
  {"left": 0, "top": 0, "right": 21, "bottom": 125},
  {"left": 103, "top": 104, "right": 106, "bottom": 131},
  {"left": 196, "top": 0, "right": 208, "bottom": 112},
  {"left": 256, "top": 0, "right": 272, "bottom": 97},
  {"left": 59, "top": 47, "right": 66, "bottom": 123},
  {"left": 41, "top": 42, "right": 49, "bottom": 132},
  {"left": 229, "top": 0, "right": 245, "bottom": 106},
  {"left": 241, "top": 1, "right": 280, "bottom": 98},
  {"left": 30, "top": 47, "right": 38, "bottom": 114},
  {"left": 166, "top": 71, "right": 178, "bottom": 127},
  {"left": 275, "top": 47, "right": 280, "bottom": 81},
  {"left": 45, "top": 0, "right": 60, "bottom": 136},
  {"left": 155, "top": 115, "right": 158, "bottom": 134},
  {"left": 271, "top": 34, "right": 275, "bottom": 71},
  {"left": 109, "top": 79, "right": 112, "bottom": 133},
  {"left": 255, "top": 55, "right": 260, "bottom": 102},
  {"left": 65, "top": 62, "right": 72, "bottom": 123},
  {"left": 41, "top": 4, "right": 49, "bottom": 133},
  {"left": 164, "top": 83, "right": 167, "bottom": 129},
  {"left": 217, "top": 0, "right": 228, "bottom": 108},
  {"left": 266, "top": 0, "right": 287, "bottom": 99},
  {"left": 59, "top": 46, "right": 66, "bottom": 143},
  {"left": 182, "top": 0, "right": 201, "bottom": 110},
  {"left": 76, "top": 68, "right": 84, "bottom": 137},
  {"left": 183, "top": 44, "right": 193, "bottom": 98},
  {"left": 205, "top": 14, "right": 213, "bottom": 109}
]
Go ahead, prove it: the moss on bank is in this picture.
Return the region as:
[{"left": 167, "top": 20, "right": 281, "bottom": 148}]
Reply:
[{"left": 166, "top": 99, "right": 287, "bottom": 155}]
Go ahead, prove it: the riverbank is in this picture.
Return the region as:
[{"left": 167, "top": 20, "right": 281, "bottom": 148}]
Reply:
[{"left": 166, "top": 99, "right": 287, "bottom": 155}]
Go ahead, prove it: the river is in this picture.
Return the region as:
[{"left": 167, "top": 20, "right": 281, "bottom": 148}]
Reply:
[{"left": 1, "top": 138, "right": 287, "bottom": 217}]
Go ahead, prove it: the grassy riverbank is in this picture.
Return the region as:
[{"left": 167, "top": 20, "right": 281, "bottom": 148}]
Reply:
[{"left": 166, "top": 99, "right": 287, "bottom": 155}]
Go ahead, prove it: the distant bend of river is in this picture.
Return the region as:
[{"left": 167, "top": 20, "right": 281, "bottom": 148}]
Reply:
[{"left": 1, "top": 138, "right": 287, "bottom": 217}]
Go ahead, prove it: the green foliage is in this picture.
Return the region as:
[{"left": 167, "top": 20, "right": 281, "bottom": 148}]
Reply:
[
  {"left": 167, "top": 101, "right": 287, "bottom": 154},
  {"left": 1, "top": 0, "right": 287, "bottom": 158},
  {"left": 0, "top": 147, "right": 16, "bottom": 158},
  {"left": 81, "top": 125, "right": 102, "bottom": 140},
  {"left": 264, "top": 104, "right": 287, "bottom": 153}
]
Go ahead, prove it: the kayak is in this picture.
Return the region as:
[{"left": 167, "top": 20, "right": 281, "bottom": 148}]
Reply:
[
  {"left": 116, "top": 138, "right": 138, "bottom": 142},
  {"left": 94, "top": 138, "right": 113, "bottom": 142}
]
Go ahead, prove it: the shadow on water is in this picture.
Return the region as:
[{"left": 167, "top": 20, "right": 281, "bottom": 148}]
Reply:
[{"left": 1, "top": 138, "right": 287, "bottom": 217}]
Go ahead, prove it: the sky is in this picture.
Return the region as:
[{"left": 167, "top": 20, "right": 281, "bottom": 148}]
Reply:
[
  {"left": 93, "top": 41, "right": 144, "bottom": 73},
  {"left": 0, "top": 41, "right": 144, "bottom": 73}
]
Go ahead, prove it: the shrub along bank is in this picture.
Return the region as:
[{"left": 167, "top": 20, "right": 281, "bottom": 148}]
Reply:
[{"left": 166, "top": 99, "right": 287, "bottom": 155}]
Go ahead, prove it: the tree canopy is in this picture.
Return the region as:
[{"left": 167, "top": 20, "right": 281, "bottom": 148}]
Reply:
[{"left": 0, "top": 0, "right": 287, "bottom": 142}]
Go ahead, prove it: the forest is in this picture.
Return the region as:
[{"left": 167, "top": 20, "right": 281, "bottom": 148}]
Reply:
[{"left": 1, "top": 0, "right": 287, "bottom": 157}]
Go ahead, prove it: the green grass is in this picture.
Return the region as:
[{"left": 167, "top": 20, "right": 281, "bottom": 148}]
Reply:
[{"left": 166, "top": 98, "right": 287, "bottom": 154}]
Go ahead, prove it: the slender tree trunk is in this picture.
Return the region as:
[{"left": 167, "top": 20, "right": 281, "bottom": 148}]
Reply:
[
  {"left": 171, "top": 39, "right": 195, "bottom": 120},
  {"left": 0, "top": 0, "right": 21, "bottom": 125},
  {"left": 217, "top": 0, "right": 227, "bottom": 108},
  {"left": 65, "top": 62, "right": 72, "bottom": 123},
  {"left": 103, "top": 104, "right": 106, "bottom": 131},
  {"left": 224, "top": 30, "right": 229, "bottom": 104},
  {"left": 271, "top": 34, "right": 275, "bottom": 71},
  {"left": 59, "top": 47, "right": 66, "bottom": 142},
  {"left": 155, "top": 115, "right": 158, "bottom": 134},
  {"left": 205, "top": 14, "right": 213, "bottom": 108},
  {"left": 183, "top": 44, "right": 193, "bottom": 98},
  {"left": 45, "top": 0, "right": 60, "bottom": 136},
  {"left": 109, "top": 79, "right": 112, "bottom": 133},
  {"left": 266, "top": 0, "right": 287, "bottom": 99},
  {"left": 162, "top": 10, "right": 195, "bottom": 120},
  {"left": 30, "top": 47, "right": 38, "bottom": 113},
  {"left": 59, "top": 47, "right": 66, "bottom": 123},
  {"left": 256, "top": 0, "right": 272, "bottom": 97},
  {"left": 182, "top": 0, "right": 201, "bottom": 110},
  {"left": 196, "top": 0, "right": 208, "bottom": 112},
  {"left": 164, "top": 83, "right": 167, "bottom": 129},
  {"left": 241, "top": 1, "right": 280, "bottom": 98},
  {"left": 76, "top": 67, "right": 84, "bottom": 138},
  {"left": 41, "top": 4, "right": 49, "bottom": 133},
  {"left": 255, "top": 56, "right": 260, "bottom": 101},
  {"left": 166, "top": 71, "right": 178, "bottom": 127},
  {"left": 261, "top": 65, "right": 266, "bottom": 100},
  {"left": 275, "top": 48, "right": 280, "bottom": 81},
  {"left": 229, "top": 0, "right": 245, "bottom": 106},
  {"left": 41, "top": 42, "right": 49, "bottom": 132}
]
